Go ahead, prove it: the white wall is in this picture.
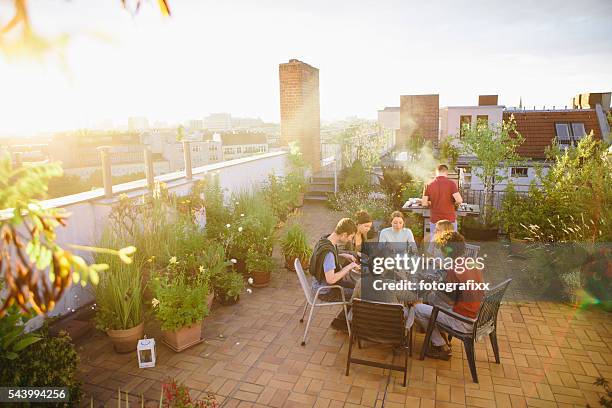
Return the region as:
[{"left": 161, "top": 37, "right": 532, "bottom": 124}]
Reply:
[
  {"left": 440, "top": 106, "right": 504, "bottom": 142},
  {"left": 460, "top": 165, "right": 549, "bottom": 192}
]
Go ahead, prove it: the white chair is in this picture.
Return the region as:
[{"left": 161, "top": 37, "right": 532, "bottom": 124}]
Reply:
[
  {"left": 294, "top": 258, "right": 351, "bottom": 346},
  {"left": 465, "top": 243, "right": 480, "bottom": 259}
]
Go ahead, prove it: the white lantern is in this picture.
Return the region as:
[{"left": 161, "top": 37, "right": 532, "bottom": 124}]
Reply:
[{"left": 137, "top": 336, "right": 156, "bottom": 368}]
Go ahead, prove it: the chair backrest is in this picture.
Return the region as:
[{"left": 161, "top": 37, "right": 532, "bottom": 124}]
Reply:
[
  {"left": 465, "top": 243, "right": 480, "bottom": 259},
  {"left": 474, "top": 278, "right": 511, "bottom": 335},
  {"left": 294, "top": 258, "right": 314, "bottom": 305},
  {"left": 352, "top": 299, "right": 406, "bottom": 344}
]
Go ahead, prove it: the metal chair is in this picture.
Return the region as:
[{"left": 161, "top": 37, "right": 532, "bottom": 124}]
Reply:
[
  {"left": 295, "top": 258, "right": 351, "bottom": 346},
  {"left": 420, "top": 279, "right": 511, "bottom": 383},
  {"left": 465, "top": 243, "right": 480, "bottom": 259},
  {"left": 346, "top": 299, "right": 410, "bottom": 387}
]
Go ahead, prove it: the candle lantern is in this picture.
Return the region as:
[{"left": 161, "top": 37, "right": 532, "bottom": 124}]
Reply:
[{"left": 137, "top": 336, "right": 156, "bottom": 368}]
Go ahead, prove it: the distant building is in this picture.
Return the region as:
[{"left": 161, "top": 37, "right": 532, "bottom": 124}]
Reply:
[
  {"left": 279, "top": 59, "right": 321, "bottom": 170},
  {"left": 186, "top": 119, "right": 204, "bottom": 130},
  {"left": 141, "top": 129, "right": 221, "bottom": 172},
  {"left": 232, "top": 117, "right": 265, "bottom": 129},
  {"left": 439, "top": 95, "right": 504, "bottom": 142},
  {"left": 399, "top": 94, "right": 439, "bottom": 148},
  {"left": 378, "top": 107, "right": 400, "bottom": 132},
  {"left": 217, "top": 132, "right": 268, "bottom": 161},
  {"left": 48, "top": 131, "right": 169, "bottom": 179},
  {"left": 127, "top": 116, "right": 149, "bottom": 132},
  {"left": 204, "top": 113, "right": 233, "bottom": 132},
  {"left": 456, "top": 92, "right": 610, "bottom": 192}
]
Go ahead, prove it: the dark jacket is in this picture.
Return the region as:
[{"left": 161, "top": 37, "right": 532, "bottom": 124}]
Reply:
[{"left": 309, "top": 234, "right": 340, "bottom": 283}]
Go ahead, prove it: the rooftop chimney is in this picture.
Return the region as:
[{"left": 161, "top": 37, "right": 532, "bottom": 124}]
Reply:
[{"left": 478, "top": 95, "right": 498, "bottom": 106}]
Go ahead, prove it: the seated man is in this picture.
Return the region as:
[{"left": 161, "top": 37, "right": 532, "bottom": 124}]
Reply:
[
  {"left": 309, "top": 218, "right": 360, "bottom": 331},
  {"left": 415, "top": 231, "right": 484, "bottom": 360}
]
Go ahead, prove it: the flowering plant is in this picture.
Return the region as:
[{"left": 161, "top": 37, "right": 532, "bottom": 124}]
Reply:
[
  {"left": 162, "top": 379, "right": 218, "bottom": 408},
  {"left": 150, "top": 257, "right": 209, "bottom": 331}
]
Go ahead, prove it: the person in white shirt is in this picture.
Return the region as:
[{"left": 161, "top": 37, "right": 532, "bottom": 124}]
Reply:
[{"left": 378, "top": 211, "right": 418, "bottom": 254}]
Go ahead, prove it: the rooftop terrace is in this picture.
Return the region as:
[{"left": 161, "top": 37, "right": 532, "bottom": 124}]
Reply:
[{"left": 76, "top": 202, "right": 612, "bottom": 408}]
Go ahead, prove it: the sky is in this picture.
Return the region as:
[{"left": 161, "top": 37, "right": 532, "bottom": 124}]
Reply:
[{"left": 0, "top": 0, "right": 611, "bottom": 136}]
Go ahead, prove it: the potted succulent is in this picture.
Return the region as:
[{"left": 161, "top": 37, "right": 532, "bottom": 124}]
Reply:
[
  {"left": 151, "top": 257, "right": 209, "bottom": 352},
  {"left": 93, "top": 244, "right": 144, "bottom": 354},
  {"left": 246, "top": 247, "right": 274, "bottom": 287},
  {"left": 213, "top": 269, "right": 244, "bottom": 305},
  {"left": 281, "top": 224, "right": 313, "bottom": 271}
]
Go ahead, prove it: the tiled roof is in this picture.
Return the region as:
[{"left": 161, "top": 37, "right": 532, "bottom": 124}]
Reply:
[{"left": 503, "top": 109, "right": 602, "bottom": 159}]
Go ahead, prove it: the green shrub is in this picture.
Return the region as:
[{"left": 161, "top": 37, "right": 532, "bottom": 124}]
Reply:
[
  {"left": 281, "top": 223, "right": 312, "bottom": 261},
  {"left": 1, "top": 327, "right": 82, "bottom": 407},
  {"left": 328, "top": 188, "right": 393, "bottom": 222},
  {"left": 213, "top": 270, "right": 244, "bottom": 303},
  {"left": 379, "top": 166, "right": 414, "bottom": 208},
  {"left": 341, "top": 160, "right": 369, "bottom": 191},
  {"left": 246, "top": 247, "right": 274, "bottom": 273}
]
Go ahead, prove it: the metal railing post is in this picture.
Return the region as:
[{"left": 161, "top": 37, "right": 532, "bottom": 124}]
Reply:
[
  {"left": 97, "top": 146, "right": 112, "bottom": 199},
  {"left": 144, "top": 147, "right": 155, "bottom": 191},
  {"left": 182, "top": 141, "right": 193, "bottom": 180},
  {"left": 333, "top": 158, "right": 338, "bottom": 193}
]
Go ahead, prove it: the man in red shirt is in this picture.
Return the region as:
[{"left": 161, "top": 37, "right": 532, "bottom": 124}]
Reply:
[{"left": 422, "top": 164, "right": 463, "bottom": 241}]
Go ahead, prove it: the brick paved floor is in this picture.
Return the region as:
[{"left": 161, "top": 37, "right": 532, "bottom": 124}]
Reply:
[{"left": 76, "top": 202, "right": 612, "bottom": 407}]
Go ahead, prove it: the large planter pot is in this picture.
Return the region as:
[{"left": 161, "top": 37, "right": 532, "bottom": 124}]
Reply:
[
  {"left": 285, "top": 255, "right": 309, "bottom": 271},
  {"left": 162, "top": 321, "right": 203, "bottom": 352},
  {"left": 509, "top": 235, "right": 529, "bottom": 257},
  {"left": 235, "top": 258, "right": 247, "bottom": 276},
  {"left": 107, "top": 322, "right": 144, "bottom": 353},
  {"left": 462, "top": 225, "right": 498, "bottom": 241},
  {"left": 250, "top": 270, "right": 272, "bottom": 288}
]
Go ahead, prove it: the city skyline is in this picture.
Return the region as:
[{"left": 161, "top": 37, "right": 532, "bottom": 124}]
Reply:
[{"left": 0, "top": 0, "right": 611, "bottom": 136}]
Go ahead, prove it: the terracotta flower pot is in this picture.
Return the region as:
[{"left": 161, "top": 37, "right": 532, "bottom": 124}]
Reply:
[
  {"left": 285, "top": 255, "right": 309, "bottom": 271},
  {"left": 162, "top": 321, "right": 203, "bottom": 352},
  {"left": 107, "top": 322, "right": 144, "bottom": 354},
  {"left": 509, "top": 234, "right": 529, "bottom": 257},
  {"left": 250, "top": 270, "right": 271, "bottom": 288}
]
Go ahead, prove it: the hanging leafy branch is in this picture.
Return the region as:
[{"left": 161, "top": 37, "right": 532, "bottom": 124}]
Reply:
[
  {"left": 0, "top": 155, "right": 134, "bottom": 316},
  {"left": 0, "top": 0, "right": 171, "bottom": 61}
]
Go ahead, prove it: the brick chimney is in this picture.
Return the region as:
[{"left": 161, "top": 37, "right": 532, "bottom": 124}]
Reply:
[{"left": 478, "top": 95, "right": 498, "bottom": 106}]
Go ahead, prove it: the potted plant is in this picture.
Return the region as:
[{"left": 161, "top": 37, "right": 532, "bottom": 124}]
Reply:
[
  {"left": 281, "top": 224, "right": 313, "bottom": 271},
  {"left": 246, "top": 247, "right": 274, "bottom": 287},
  {"left": 93, "top": 237, "right": 144, "bottom": 354},
  {"left": 213, "top": 269, "right": 244, "bottom": 305},
  {"left": 151, "top": 258, "right": 209, "bottom": 352},
  {"left": 162, "top": 378, "right": 219, "bottom": 407},
  {"left": 197, "top": 241, "right": 232, "bottom": 309}
]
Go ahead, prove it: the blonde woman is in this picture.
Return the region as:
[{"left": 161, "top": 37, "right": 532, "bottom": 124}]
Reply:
[{"left": 427, "top": 219, "right": 455, "bottom": 257}]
